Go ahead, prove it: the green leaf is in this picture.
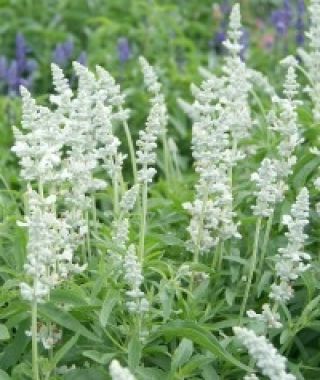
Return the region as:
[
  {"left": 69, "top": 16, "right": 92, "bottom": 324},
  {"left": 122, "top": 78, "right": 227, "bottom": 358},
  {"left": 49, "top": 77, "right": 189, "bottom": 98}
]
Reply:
[
  {"left": 64, "top": 368, "right": 107, "bottom": 380},
  {"left": 128, "top": 334, "right": 142, "bottom": 371},
  {"left": 39, "top": 304, "right": 100, "bottom": 342},
  {"left": 155, "top": 320, "right": 250, "bottom": 371},
  {"left": 99, "top": 290, "right": 118, "bottom": 328},
  {"left": 171, "top": 338, "right": 193, "bottom": 371},
  {"left": 179, "top": 355, "right": 213, "bottom": 377},
  {"left": 0, "top": 320, "right": 29, "bottom": 370},
  {"left": 0, "top": 324, "right": 10, "bottom": 340},
  {"left": 82, "top": 350, "right": 115, "bottom": 365},
  {"left": 0, "top": 370, "right": 11, "bottom": 380},
  {"left": 50, "top": 333, "right": 79, "bottom": 369}
]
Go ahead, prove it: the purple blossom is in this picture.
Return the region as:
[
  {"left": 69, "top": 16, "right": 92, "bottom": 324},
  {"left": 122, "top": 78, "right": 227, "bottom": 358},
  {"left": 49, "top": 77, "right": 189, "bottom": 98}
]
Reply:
[
  {"left": 52, "top": 39, "right": 74, "bottom": 67},
  {"left": 16, "top": 33, "right": 28, "bottom": 74},
  {"left": 77, "top": 51, "right": 87, "bottom": 66},
  {"left": 6, "top": 61, "right": 18, "bottom": 95},
  {"left": 296, "top": 0, "right": 305, "bottom": 46},
  {"left": 271, "top": 0, "right": 292, "bottom": 36},
  {"left": 117, "top": 37, "right": 131, "bottom": 63},
  {"left": 220, "top": 0, "right": 230, "bottom": 18},
  {"left": 0, "top": 33, "right": 37, "bottom": 96},
  {"left": 210, "top": 1, "right": 231, "bottom": 55}
]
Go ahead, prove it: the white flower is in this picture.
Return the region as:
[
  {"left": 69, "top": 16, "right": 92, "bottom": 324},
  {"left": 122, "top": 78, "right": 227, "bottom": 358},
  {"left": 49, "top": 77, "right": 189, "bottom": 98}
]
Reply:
[
  {"left": 109, "top": 360, "right": 136, "bottom": 380},
  {"left": 270, "top": 188, "right": 310, "bottom": 303},
  {"left": 234, "top": 326, "right": 296, "bottom": 380},
  {"left": 244, "top": 374, "right": 260, "bottom": 380},
  {"left": 251, "top": 63, "right": 301, "bottom": 217},
  {"left": 247, "top": 304, "right": 282, "bottom": 329},
  {"left": 136, "top": 57, "right": 168, "bottom": 184},
  {"left": 251, "top": 158, "right": 287, "bottom": 217},
  {"left": 123, "top": 245, "right": 149, "bottom": 315},
  {"left": 184, "top": 4, "right": 251, "bottom": 255},
  {"left": 19, "top": 188, "right": 87, "bottom": 303},
  {"left": 120, "top": 185, "right": 140, "bottom": 214},
  {"left": 111, "top": 218, "right": 129, "bottom": 251},
  {"left": 139, "top": 56, "right": 161, "bottom": 95}
]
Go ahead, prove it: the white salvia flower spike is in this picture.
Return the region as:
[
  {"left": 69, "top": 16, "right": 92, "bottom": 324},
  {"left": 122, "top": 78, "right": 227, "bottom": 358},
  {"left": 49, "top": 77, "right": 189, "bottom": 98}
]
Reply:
[
  {"left": 234, "top": 327, "right": 296, "bottom": 380},
  {"left": 183, "top": 3, "right": 251, "bottom": 263},
  {"left": 137, "top": 56, "right": 168, "bottom": 262},
  {"left": 270, "top": 188, "right": 310, "bottom": 303}
]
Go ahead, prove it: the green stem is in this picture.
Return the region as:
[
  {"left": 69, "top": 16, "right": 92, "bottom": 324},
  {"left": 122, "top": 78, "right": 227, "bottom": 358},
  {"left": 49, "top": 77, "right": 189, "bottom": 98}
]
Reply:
[
  {"left": 86, "top": 210, "right": 92, "bottom": 261},
  {"left": 91, "top": 195, "right": 98, "bottom": 235},
  {"left": 138, "top": 180, "right": 148, "bottom": 263},
  {"left": 162, "top": 132, "right": 170, "bottom": 181},
  {"left": 113, "top": 170, "right": 120, "bottom": 218},
  {"left": 257, "top": 213, "right": 273, "bottom": 281},
  {"left": 122, "top": 113, "right": 138, "bottom": 184},
  {"left": 194, "top": 187, "right": 208, "bottom": 265},
  {"left": 31, "top": 296, "right": 40, "bottom": 380},
  {"left": 239, "top": 216, "right": 262, "bottom": 322},
  {"left": 214, "top": 241, "right": 225, "bottom": 272}
]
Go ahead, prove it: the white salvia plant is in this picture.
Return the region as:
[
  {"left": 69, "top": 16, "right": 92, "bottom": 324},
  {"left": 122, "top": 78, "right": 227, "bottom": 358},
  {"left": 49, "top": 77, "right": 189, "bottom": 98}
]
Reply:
[
  {"left": 242, "top": 61, "right": 303, "bottom": 319},
  {"left": 13, "top": 62, "right": 127, "bottom": 379},
  {"left": 234, "top": 327, "right": 296, "bottom": 380},
  {"left": 19, "top": 187, "right": 86, "bottom": 304},
  {"left": 109, "top": 360, "right": 136, "bottom": 380},
  {"left": 184, "top": 3, "right": 251, "bottom": 260},
  {"left": 137, "top": 56, "right": 168, "bottom": 184},
  {"left": 248, "top": 188, "right": 310, "bottom": 329},
  {"left": 251, "top": 62, "right": 301, "bottom": 218},
  {"left": 137, "top": 56, "right": 168, "bottom": 262}
]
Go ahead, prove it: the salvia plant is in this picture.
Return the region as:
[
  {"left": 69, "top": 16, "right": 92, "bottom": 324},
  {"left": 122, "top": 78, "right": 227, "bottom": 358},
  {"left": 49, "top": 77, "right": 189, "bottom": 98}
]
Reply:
[{"left": 1, "top": 1, "right": 320, "bottom": 380}]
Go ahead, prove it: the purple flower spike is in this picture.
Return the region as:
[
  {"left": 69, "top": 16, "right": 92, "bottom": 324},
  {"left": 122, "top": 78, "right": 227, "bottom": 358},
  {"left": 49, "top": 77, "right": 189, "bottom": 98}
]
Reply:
[
  {"left": 53, "top": 39, "right": 74, "bottom": 67},
  {"left": 15, "top": 33, "right": 28, "bottom": 74},
  {"left": 271, "top": 0, "right": 292, "bottom": 37},
  {"left": 77, "top": 51, "right": 87, "bottom": 66},
  {"left": 7, "top": 60, "right": 19, "bottom": 95},
  {"left": 296, "top": 0, "right": 305, "bottom": 46},
  {"left": 117, "top": 37, "right": 131, "bottom": 63}
]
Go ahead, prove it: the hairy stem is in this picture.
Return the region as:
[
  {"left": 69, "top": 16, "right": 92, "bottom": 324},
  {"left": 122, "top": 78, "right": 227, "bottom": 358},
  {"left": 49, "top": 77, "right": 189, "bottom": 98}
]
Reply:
[
  {"left": 257, "top": 213, "right": 273, "bottom": 281},
  {"left": 31, "top": 295, "right": 40, "bottom": 380},
  {"left": 122, "top": 114, "right": 138, "bottom": 184},
  {"left": 240, "top": 216, "right": 262, "bottom": 322},
  {"left": 138, "top": 180, "right": 148, "bottom": 263},
  {"left": 162, "top": 132, "right": 170, "bottom": 181}
]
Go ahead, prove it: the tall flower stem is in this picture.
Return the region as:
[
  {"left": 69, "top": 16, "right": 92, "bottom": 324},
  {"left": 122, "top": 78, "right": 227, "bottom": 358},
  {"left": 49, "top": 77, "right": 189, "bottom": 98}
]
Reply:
[
  {"left": 122, "top": 113, "right": 138, "bottom": 184},
  {"left": 257, "top": 213, "right": 273, "bottom": 280},
  {"left": 138, "top": 180, "right": 148, "bottom": 263},
  {"left": 240, "top": 216, "right": 262, "bottom": 322},
  {"left": 214, "top": 241, "right": 225, "bottom": 272},
  {"left": 162, "top": 132, "right": 170, "bottom": 181},
  {"left": 113, "top": 170, "right": 120, "bottom": 218},
  {"left": 194, "top": 187, "right": 208, "bottom": 265},
  {"left": 31, "top": 294, "right": 40, "bottom": 380}
]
